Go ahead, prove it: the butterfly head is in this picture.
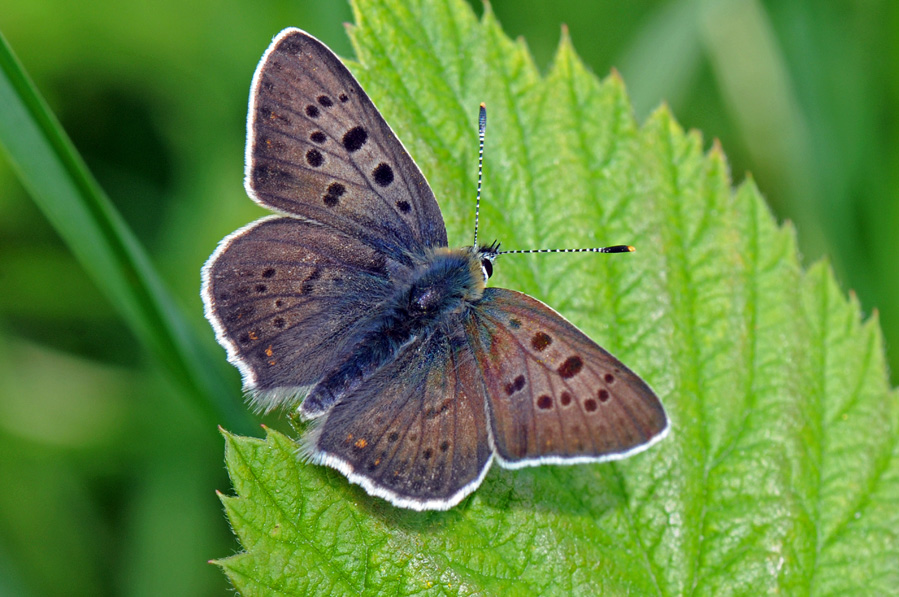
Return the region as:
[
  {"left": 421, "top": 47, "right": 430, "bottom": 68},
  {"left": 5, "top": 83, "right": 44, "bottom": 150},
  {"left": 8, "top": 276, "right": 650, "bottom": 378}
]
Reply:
[{"left": 474, "top": 241, "right": 500, "bottom": 284}]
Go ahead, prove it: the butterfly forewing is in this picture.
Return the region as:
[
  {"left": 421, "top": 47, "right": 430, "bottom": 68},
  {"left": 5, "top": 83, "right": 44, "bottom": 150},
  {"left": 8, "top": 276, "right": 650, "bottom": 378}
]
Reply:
[
  {"left": 247, "top": 28, "right": 447, "bottom": 263},
  {"left": 308, "top": 327, "right": 493, "bottom": 510},
  {"left": 202, "top": 216, "right": 403, "bottom": 411},
  {"left": 466, "top": 288, "right": 669, "bottom": 467}
]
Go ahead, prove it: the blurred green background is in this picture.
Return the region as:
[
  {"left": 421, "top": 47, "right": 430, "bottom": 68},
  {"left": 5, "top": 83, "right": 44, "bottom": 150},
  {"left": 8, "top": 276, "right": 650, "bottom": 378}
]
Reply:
[{"left": 1, "top": 0, "right": 896, "bottom": 594}]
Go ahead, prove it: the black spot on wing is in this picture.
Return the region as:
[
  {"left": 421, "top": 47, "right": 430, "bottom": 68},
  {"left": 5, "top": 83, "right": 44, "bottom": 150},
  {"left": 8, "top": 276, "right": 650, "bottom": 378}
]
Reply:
[
  {"left": 305, "top": 149, "right": 324, "bottom": 167},
  {"left": 504, "top": 374, "right": 526, "bottom": 396},
  {"left": 302, "top": 267, "right": 321, "bottom": 294},
  {"left": 558, "top": 356, "right": 583, "bottom": 379},
  {"left": 342, "top": 126, "right": 368, "bottom": 152},
  {"left": 372, "top": 163, "right": 394, "bottom": 187},
  {"left": 323, "top": 182, "right": 345, "bottom": 207},
  {"left": 531, "top": 332, "right": 552, "bottom": 352}
]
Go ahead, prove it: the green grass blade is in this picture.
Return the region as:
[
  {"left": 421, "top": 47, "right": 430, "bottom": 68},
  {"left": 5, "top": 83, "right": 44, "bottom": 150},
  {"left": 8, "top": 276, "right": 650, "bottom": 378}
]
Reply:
[{"left": 0, "top": 30, "right": 252, "bottom": 433}]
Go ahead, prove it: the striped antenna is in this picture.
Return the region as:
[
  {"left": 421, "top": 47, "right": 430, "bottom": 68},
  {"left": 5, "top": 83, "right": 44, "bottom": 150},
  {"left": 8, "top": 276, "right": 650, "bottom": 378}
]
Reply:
[
  {"left": 472, "top": 103, "right": 487, "bottom": 248},
  {"left": 498, "top": 245, "right": 635, "bottom": 255},
  {"left": 472, "top": 103, "right": 634, "bottom": 258}
]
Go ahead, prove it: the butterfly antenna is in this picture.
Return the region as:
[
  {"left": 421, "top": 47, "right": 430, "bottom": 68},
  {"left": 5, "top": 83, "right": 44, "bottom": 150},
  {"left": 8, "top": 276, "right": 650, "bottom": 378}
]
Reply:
[
  {"left": 473, "top": 103, "right": 633, "bottom": 258},
  {"left": 473, "top": 103, "right": 487, "bottom": 249},
  {"left": 498, "top": 245, "right": 636, "bottom": 255}
]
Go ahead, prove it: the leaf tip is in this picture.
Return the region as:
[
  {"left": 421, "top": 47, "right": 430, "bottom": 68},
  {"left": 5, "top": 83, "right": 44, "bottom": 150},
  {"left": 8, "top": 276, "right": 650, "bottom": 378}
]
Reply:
[
  {"left": 480, "top": 0, "right": 496, "bottom": 24},
  {"left": 710, "top": 137, "right": 724, "bottom": 158},
  {"left": 554, "top": 24, "right": 578, "bottom": 63},
  {"left": 644, "top": 101, "right": 681, "bottom": 139},
  {"left": 608, "top": 66, "right": 623, "bottom": 83},
  {"left": 651, "top": 99, "right": 673, "bottom": 121}
]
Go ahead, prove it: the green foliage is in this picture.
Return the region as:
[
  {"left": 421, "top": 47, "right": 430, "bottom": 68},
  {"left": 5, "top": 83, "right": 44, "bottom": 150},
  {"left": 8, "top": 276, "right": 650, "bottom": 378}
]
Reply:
[
  {"left": 214, "top": 0, "right": 899, "bottom": 594},
  {"left": 0, "top": 32, "right": 252, "bottom": 433}
]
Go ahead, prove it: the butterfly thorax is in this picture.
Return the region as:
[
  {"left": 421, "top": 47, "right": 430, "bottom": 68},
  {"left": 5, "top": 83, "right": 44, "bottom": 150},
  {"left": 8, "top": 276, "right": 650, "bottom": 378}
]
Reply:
[
  {"left": 408, "top": 247, "right": 487, "bottom": 309},
  {"left": 299, "top": 246, "right": 490, "bottom": 418}
]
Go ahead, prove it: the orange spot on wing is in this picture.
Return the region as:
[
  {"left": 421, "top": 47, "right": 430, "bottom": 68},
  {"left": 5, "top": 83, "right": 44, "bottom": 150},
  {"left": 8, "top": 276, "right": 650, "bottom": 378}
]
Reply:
[{"left": 354, "top": 438, "right": 368, "bottom": 448}]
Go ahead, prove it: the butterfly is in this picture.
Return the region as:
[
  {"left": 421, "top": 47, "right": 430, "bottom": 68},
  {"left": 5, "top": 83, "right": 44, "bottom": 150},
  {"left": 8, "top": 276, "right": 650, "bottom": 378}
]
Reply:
[{"left": 202, "top": 28, "right": 669, "bottom": 511}]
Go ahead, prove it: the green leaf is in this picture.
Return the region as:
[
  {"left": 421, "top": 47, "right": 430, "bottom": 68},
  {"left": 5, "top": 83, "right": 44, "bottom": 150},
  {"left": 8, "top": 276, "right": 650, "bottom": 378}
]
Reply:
[
  {"left": 215, "top": 0, "right": 899, "bottom": 593},
  {"left": 0, "top": 31, "right": 252, "bottom": 433}
]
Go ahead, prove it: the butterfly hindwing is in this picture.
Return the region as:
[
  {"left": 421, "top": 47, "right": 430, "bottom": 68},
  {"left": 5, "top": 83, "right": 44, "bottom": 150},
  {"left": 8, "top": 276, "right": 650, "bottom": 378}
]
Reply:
[
  {"left": 308, "top": 325, "right": 493, "bottom": 510},
  {"left": 465, "top": 288, "right": 669, "bottom": 467},
  {"left": 246, "top": 28, "right": 448, "bottom": 263},
  {"left": 201, "top": 216, "right": 404, "bottom": 411}
]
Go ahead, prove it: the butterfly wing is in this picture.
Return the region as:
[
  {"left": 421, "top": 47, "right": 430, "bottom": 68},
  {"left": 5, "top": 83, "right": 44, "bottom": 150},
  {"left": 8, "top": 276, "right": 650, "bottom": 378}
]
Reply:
[
  {"left": 306, "top": 326, "right": 493, "bottom": 510},
  {"left": 465, "top": 288, "right": 669, "bottom": 467},
  {"left": 202, "top": 216, "right": 403, "bottom": 411},
  {"left": 246, "top": 28, "right": 447, "bottom": 263}
]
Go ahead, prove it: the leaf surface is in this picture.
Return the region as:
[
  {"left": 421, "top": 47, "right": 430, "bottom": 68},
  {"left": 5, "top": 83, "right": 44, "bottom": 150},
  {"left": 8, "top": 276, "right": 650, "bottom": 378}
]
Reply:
[{"left": 215, "top": 0, "right": 899, "bottom": 594}]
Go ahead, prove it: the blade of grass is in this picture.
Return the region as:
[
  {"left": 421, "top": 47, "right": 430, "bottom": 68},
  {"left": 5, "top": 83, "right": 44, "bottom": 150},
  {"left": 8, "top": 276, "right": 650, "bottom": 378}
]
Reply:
[{"left": 0, "top": 31, "right": 252, "bottom": 434}]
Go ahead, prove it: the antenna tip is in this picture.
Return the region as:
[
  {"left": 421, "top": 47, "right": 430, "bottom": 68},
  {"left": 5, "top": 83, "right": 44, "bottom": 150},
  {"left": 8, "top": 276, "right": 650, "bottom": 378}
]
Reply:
[
  {"left": 480, "top": 102, "right": 486, "bottom": 109},
  {"left": 601, "top": 244, "right": 634, "bottom": 253}
]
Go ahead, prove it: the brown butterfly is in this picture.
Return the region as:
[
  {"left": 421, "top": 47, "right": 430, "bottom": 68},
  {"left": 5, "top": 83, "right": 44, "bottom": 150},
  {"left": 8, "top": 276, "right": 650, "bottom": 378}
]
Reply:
[{"left": 201, "top": 28, "right": 669, "bottom": 510}]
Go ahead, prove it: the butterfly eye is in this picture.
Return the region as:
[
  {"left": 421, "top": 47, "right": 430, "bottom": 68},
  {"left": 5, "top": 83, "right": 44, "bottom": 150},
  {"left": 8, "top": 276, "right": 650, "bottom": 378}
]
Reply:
[{"left": 480, "top": 259, "right": 493, "bottom": 281}]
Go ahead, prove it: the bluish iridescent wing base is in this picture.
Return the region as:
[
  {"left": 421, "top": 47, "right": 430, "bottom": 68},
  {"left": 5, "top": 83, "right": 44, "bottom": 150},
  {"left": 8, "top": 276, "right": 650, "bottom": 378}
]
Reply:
[
  {"left": 466, "top": 288, "right": 669, "bottom": 467},
  {"left": 305, "top": 327, "right": 493, "bottom": 510}
]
